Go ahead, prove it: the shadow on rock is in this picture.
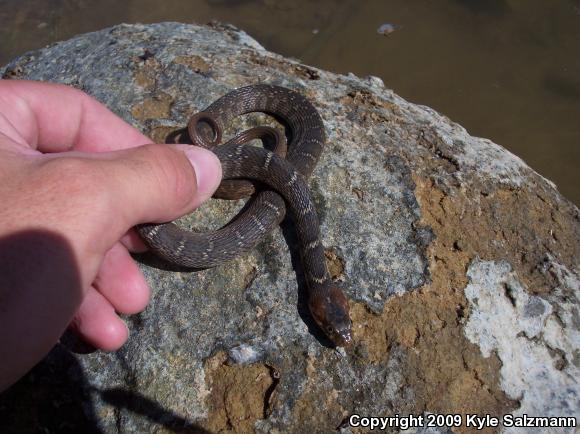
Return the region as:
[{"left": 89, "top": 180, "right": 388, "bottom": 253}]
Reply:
[
  {"left": 0, "top": 344, "right": 211, "bottom": 433},
  {"left": 0, "top": 344, "right": 102, "bottom": 434},
  {"left": 97, "top": 387, "right": 211, "bottom": 434}
]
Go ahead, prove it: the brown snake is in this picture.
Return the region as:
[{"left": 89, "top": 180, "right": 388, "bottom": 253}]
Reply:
[{"left": 137, "top": 85, "right": 352, "bottom": 346}]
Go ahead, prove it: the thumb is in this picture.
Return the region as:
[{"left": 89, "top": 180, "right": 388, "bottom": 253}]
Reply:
[
  {"left": 104, "top": 143, "right": 222, "bottom": 229},
  {"left": 29, "top": 143, "right": 221, "bottom": 264}
]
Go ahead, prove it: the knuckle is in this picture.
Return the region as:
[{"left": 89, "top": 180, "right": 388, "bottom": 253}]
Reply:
[
  {"left": 41, "top": 157, "right": 106, "bottom": 194},
  {"left": 37, "top": 156, "right": 112, "bottom": 215}
]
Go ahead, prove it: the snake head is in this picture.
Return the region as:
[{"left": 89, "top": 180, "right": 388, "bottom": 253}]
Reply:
[{"left": 308, "top": 286, "right": 352, "bottom": 347}]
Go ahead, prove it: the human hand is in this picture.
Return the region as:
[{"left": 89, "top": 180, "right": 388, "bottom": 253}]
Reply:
[{"left": 0, "top": 80, "right": 222, "bottom": 391}]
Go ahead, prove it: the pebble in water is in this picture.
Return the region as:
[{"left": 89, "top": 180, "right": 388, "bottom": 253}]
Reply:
[{"left": 377, "top": 23, "right": 401, "bottom": 36}]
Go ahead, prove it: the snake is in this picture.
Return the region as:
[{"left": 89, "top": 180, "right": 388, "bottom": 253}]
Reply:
[{"left": 137, "top": 84, "right": 352, "bottom": 347}]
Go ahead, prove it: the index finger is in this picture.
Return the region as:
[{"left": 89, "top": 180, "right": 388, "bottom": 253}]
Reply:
[{"left": 0, "top": 79, "right": 151, "bottom": 153}]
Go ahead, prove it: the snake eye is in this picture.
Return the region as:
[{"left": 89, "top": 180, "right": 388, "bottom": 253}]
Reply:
[{"left": 326, "top": 325, "right": 334, "bottom": 335}]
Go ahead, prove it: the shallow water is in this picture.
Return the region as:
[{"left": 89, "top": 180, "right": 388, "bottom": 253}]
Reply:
[{"left": 1, "top": 0, "right": 578, "bottom": 204}]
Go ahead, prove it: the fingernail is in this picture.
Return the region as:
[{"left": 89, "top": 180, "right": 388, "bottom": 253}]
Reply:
[{"left": 176, "top": 145, "right": 222, "bottom": 196}]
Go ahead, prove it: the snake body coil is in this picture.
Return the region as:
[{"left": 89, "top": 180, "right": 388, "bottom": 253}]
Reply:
[{"left": 137, "top": 85, "right": 352, "bottom": 346}]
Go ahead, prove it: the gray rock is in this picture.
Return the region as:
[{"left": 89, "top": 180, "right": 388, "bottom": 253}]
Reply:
[
  {"left": 464, "top": 259, "right": 578, "bottom": 433},
  {"left": 1, "top": 22, "right": 578, "bottom": 433}
]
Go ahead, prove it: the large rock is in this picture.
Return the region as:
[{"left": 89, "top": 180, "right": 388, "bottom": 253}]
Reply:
[{"left": 1, "top": 22, "right": 578, "bottom": 433}]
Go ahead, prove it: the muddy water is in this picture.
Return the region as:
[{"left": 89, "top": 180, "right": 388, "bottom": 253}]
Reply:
[{"left": 1, "top": 0, "right": 578, "bottom": 204}]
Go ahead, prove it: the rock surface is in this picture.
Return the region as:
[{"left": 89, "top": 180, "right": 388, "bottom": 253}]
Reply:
[{"left": 0, "top": 22, "right": 578, "bottom": 433}]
